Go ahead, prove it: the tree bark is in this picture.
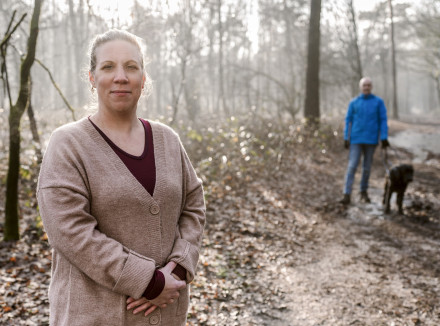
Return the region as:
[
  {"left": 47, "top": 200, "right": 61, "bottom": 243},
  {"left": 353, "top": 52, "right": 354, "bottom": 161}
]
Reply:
[
  {"left": 4, "top": 0, "right": 43, "bottom": 241},
  {"left": 304, "top": 0, "right": 322, "bottom": 126},
  {"left": 217, "top": 0, "right": 229, "bottom": 117},
  {"left": 348, "top": 0, "right": 363, "bottom": 95},
  {"left": 435, "top": 75, "right": 440, "bottom": 110},
  {"left": 388, "top": 0, "right": 399, "bottom": 119},
  {"left": 27, "top": 79, "right": 43, "bottom": 165},
  {"left": 35, "top": 58, "right": 76, "bottom": 120}
]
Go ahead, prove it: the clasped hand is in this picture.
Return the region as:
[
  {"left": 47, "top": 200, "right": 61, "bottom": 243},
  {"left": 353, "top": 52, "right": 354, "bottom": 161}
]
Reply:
[{"left": 126, "top": 261, "right": 186, "bottom": 317}]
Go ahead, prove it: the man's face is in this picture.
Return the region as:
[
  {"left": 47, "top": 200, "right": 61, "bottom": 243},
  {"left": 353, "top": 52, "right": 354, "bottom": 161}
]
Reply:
[{"left": 360, "top": 79, "right": 372, "bottom": 95}]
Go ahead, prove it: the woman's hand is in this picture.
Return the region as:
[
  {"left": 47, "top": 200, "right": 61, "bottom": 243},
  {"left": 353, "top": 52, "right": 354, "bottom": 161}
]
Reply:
[
  {"left": 126, "top": 261, "right": 186, "bottom": 316},
  {"left": 148, "top": 261, "right": 186, "bottom": 307},
  {"left": 126, "top": 296, "right": 157, "bottom": 316}
]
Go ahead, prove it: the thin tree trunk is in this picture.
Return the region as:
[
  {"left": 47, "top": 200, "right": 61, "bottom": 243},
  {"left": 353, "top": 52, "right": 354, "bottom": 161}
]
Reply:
[
  {"left": 348, "top": 0, "right": 363, "bottom": 95},
  {"left": 4, "top": 0, "right": 43, "bottom": 241},
  {"left": 27, "top": 79, "right": 42, "bottom": 165},
  {"left": 217, "top": 0, "right": 229, "bottom": 117},
  {"left": 388, "top": 0, "right": 398, "bottom": 119},
  {"left": 35, "top": 58, "right": 76, "bottom": 120},
  {"left": 170, "top": 57, "right": 187, "bottom": 125},
  {"left": 208, "top": 5, "right": 216, "bottom": 114},
  {"left": 434, "top": 75, "right": 440, "bottom": 110},
  {"left": 304, "top": 0, "right": 322, "bottom": 126}
]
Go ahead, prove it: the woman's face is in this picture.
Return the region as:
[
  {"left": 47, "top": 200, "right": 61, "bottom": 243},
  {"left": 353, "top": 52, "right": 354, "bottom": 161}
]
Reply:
[{"left": 90, "top": 40, "right": 145, "bottom": 115}]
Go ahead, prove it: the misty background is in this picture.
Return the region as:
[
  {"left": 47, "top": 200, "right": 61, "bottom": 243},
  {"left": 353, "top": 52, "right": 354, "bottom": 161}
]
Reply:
[
  {"left": 1, "top": 0, "right": 439, "bottom": 136},
  {"left": 2, "top": 1, "right": 440, "bottom": 324}
]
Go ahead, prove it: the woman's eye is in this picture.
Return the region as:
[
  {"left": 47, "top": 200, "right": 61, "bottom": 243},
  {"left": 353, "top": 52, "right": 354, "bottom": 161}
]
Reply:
[
  {"left": 102, "top": 65, "right": 113, "bottom": 69},
  {"left": 127, "top": 65, "right": 138, "bottom": 70}
]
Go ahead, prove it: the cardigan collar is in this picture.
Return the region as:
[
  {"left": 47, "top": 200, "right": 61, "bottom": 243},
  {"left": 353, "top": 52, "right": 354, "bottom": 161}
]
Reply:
[{"left": 79, "top": 117, "right": 166, "bottom": 206}]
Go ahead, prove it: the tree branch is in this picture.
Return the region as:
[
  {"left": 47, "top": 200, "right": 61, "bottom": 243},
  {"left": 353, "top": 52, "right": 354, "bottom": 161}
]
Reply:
[
  {"left": 0, "top": 12, "right": 27, "bottom": 49},
  {"left": 35, "top": 58, "right": 76, "bottom": 121},
  {"left": 1, "top": 11, "right": 28, "bottom": 110}
]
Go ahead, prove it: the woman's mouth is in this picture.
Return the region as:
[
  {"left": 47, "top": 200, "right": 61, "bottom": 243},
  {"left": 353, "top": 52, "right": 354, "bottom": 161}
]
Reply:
[{"left": 111, "top": 90, "right": 131, "bottom": 96}]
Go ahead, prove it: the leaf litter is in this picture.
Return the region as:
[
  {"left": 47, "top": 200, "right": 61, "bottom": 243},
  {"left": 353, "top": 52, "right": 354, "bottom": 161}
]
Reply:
[{"left": 1, "top": 116, "right": 440, "bottom": 325}]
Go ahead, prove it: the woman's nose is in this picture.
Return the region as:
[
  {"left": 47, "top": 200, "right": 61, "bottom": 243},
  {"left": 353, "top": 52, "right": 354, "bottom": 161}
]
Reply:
[{"left": 114, "top": 66, "right": 128, "bottom": 83}]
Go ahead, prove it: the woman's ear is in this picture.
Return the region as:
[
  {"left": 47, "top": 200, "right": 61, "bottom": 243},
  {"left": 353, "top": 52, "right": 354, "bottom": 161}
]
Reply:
[
  {"left": 142, "top": 74, "right": 146, "bottom": 89},
  {"left": 89, "top": 71, "right": 95, "bottom": 87}
]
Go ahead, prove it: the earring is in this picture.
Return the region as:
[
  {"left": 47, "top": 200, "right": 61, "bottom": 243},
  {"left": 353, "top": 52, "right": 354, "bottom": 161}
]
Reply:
[{"left": 91, "top": 86, "right": 95, "bottom": 93}]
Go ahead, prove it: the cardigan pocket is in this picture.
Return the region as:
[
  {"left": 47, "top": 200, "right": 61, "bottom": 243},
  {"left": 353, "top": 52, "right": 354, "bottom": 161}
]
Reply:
[
  {"left": 67, "top": 264, "right": 123, "bottom": 325},
  {"left": 176, "top": 285, "right": 190, "bottom": 316}
]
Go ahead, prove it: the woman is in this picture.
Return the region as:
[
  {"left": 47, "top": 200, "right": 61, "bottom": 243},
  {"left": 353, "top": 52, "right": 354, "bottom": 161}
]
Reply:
[{"left": 37, "top": 29, "right": 206, "bottom": 326}]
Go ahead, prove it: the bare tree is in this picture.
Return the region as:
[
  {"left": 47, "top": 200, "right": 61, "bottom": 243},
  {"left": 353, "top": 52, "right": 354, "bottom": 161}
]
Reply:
[
  {"left": 347, "top": 0, "right": 363, "bottom": 92},
  {"left": 388, "top": 0, "right": 398, "bottom": 119},
  {"left": 217, "top": 0, "right": 229, "bottom": 117},
  {"left": 409, "top": 0, "right": 440, "bottom": 110},
  {"left": 3, "top": 0, "right": 43, "bottom": 241},
  {"left": 304, "top": 0, "right": 322, "bottom": 125}
]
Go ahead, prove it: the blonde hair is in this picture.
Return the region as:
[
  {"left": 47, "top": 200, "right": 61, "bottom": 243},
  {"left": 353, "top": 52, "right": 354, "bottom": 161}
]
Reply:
[{"left": 89, "top": 29, "right": 144, "bottom": 72}]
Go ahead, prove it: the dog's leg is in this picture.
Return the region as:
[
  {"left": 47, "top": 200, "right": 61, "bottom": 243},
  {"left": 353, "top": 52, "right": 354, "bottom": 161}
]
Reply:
[
  {"left": 384, "top": 182, "right": 392, "bottom": 214},
  {"left": 396, "top": 190, "right": 404, "bottom": 215}
]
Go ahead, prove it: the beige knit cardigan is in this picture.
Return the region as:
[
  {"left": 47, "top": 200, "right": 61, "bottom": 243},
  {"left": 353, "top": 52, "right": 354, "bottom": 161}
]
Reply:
[{"left": 37, "top": 117, "right": 206, "bottom": 326}]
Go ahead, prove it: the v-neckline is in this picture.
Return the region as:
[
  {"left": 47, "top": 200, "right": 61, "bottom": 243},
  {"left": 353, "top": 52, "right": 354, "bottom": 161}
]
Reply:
[
  {"left": 82, "top": 118, "right": 164, "bottom": 205},
  {"left": 88, "top": 117, "right": 148, "bottom": 159}
]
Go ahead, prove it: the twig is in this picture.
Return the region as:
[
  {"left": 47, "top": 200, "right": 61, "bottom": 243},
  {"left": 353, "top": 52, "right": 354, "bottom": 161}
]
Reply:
[
  {"left": 0, "top": 12, "right": 27, "bottom": 49},
  {"left": 35, "top": 58, "right": 76, "bottom": 121},
  {"left": 1, "top": 11, "right": 28, "bottom": 110}
]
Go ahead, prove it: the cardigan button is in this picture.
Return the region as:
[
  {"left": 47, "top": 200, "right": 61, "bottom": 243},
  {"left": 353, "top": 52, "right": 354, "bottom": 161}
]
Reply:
[
  {"left": 150, "top": 204, "right": 160, "bottom": 215},
  {"left": 149, "top": 315, "right": 159, "bottom": 325}
]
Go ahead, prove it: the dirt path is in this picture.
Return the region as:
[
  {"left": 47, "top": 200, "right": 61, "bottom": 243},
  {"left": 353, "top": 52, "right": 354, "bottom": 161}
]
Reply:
[
  {"left": 276, "top": 207, "right": 440, "bottom": 325},
  {"left": 270, "top": 120, "right": 440, "bottom": 326}
]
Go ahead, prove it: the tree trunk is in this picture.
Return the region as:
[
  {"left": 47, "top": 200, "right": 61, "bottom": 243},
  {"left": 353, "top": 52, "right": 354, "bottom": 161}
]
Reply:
[
  {"left": 348, "top": 0, "right": 363, "bottom": 96},
  {"left": 4, "top": 0, "right": 43, "bottom": 241},
  {"left": 434, "top": 75, "right": 440, "bottom": 110},
  {"left": 388, "top": 0, "right": 398, "bottom": 119},
  {"left": 217, "top": 0, "right": 229, "bottom": 117},
  {"left": 304, "top": 0, "right": 322, "bottom": 125},
  {"left": 27, "top": 95, "right": 43, "bottom": 165}
]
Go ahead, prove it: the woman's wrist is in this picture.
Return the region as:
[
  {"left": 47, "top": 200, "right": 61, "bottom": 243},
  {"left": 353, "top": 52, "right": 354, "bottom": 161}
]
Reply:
[
  {"left": 142, "top": 269, "right": 165, "bottom": 300},
  {"left": 172, "top": 264, "right": 187, "bottom": 281}
]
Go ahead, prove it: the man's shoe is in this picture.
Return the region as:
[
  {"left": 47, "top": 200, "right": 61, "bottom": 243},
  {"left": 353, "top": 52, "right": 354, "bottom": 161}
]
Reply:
[
  {"left": 339, "top": 194, "right": 351, "bottom": 205},
  {"left": 360, "top": 191, "right": 371, "bottom": 203}
]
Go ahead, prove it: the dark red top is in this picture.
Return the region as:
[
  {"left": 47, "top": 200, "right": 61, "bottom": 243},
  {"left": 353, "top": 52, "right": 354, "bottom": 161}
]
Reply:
[
  {"left": 89, "top": 118, "right": 156, "bottom": 196},
  {"left": 89, "top": 118, "right": 186, "bottom": 300}
]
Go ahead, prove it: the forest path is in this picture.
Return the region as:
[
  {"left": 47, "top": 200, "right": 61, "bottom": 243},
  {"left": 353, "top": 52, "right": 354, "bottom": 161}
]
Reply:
[
  {"left": 274, "top": 199, "right": 440, "bottom": 325},
  {"left": 1, "top": 118, "right": 439, "bottom": 325},
  {"left": 270, "top": 119, "right": 440, "bottom": 326}
]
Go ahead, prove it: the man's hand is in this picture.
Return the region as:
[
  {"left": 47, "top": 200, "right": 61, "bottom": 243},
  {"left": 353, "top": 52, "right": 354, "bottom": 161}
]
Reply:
[
  {"left": 381, "top": 139, "right": 390, "bottom": 149},
  {"left": 344, "top": 140, "right": 350, "bottom": 149}
]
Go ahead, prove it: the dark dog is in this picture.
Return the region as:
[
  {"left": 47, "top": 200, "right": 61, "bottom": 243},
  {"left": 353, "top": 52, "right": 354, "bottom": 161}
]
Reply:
[{"left": 383, "top": 164, "right": 414, "bottom": 214}]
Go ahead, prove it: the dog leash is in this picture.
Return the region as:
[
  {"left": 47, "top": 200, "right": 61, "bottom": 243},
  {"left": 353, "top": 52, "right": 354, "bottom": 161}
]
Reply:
[
  {"left": 381, "top": 147, "right": 391, "bottom": 176},
  {"left": 388, "top": 145, "right": 403, "bottom": 163},
  {"left": 381, "top": 145, "right": 405, "bottom": 176}
]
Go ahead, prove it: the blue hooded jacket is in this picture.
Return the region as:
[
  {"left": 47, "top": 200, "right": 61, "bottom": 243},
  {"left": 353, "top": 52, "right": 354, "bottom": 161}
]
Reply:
[{"left": 344, "top": 93, "right": 388, "bottom": 145}]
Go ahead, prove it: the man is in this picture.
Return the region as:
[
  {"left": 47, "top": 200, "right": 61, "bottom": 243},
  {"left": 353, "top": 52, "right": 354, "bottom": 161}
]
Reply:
[{"left": 340, "top": 77, "right": 389, "bottom": 205}]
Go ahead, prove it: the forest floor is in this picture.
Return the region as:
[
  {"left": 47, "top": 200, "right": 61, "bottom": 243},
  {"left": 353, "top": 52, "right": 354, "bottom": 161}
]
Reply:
[{"left": 0, "top": 117, "right": 439, "bottom": 325}]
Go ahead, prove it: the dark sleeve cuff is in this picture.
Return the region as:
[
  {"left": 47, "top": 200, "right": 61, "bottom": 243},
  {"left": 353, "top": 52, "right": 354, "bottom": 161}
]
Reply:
[
  {"left": 172, "top": 264, "right": 187, "bottom": 281},
  {"left": 142, "top": 270, "right": 165, "bottom": 300}
]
